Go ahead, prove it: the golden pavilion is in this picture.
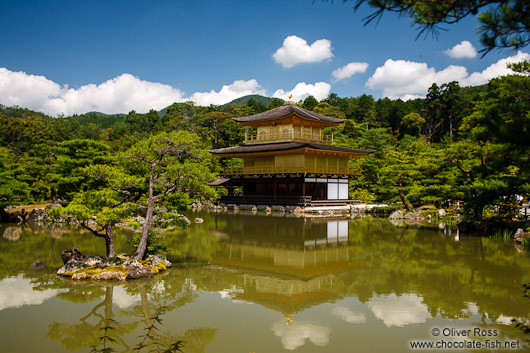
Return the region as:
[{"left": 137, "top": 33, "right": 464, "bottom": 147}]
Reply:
[{"left": 209, "top": 102, "right": 373, "bottom": 206}]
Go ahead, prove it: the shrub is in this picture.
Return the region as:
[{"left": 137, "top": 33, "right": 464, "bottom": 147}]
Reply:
[{"left": 129, "top": 231, "right": 168, "bottom": 257}]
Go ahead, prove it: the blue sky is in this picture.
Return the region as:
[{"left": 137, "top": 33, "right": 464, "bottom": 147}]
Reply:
[{"left": 1, "top": 0, "right": 528, "bottom": 115}]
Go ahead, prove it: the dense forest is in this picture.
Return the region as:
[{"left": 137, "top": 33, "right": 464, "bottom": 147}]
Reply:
[{"left": 1, "top": 61, "right": 528, "bottom": 225}]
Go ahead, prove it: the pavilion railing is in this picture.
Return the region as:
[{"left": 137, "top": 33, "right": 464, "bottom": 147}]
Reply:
[
  {"left": 218, "top": 166, "right": 359, "bottom": 176},
  {"left": 245, "top": 131, "right": 333, "bottom": 145}
]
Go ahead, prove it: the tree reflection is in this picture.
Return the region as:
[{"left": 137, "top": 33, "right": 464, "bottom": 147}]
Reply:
[
  {"left": 45, "top": 276, "right": 217, "bottom": 353},
  {"left": 47, "top": 283, "right": 137, "bottom": 351}
]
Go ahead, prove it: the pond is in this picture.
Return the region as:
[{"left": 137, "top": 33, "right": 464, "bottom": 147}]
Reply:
[{"left": 1, "top": 211, "right": 529, "bottom": 353}]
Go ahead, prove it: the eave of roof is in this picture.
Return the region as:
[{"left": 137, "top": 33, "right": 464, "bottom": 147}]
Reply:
[
  {"left": 208, "top": 178, "right": 230, "bottom": 186},
  {"left": 208, "top": 142, "right": 375, "bottom": 155},
  {"left": 233, "top": 104, "right": 344, "bottom": 125}
]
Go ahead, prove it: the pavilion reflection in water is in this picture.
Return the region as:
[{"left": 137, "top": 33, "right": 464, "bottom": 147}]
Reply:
[{"left": 211, "top": 213, "right": 364, "bottom": 320}]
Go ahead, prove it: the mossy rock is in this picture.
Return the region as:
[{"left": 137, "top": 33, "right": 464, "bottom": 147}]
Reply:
[{"left": 66, "top": 264, "right": 129, "bottom": 280}]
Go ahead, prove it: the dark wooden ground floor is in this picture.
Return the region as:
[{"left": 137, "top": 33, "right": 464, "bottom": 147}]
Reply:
[{"left": 215, "top": 175, "right": 352, "bottom": 206}]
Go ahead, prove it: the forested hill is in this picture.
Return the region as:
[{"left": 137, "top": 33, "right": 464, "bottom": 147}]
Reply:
[
  {"left": 155, "top": 95, "right": 277, "bottom": 117},
  {"left": 222, "top": 94, "right": 277, "bottom": 108},
  {"left": 0, "top": 104, "right": 50, "bottom": 119},
  {"left": 1, "top": 73, "right": 529, "bottom": 224},
  {"left": 68, "top": 112, "right": 127, "bottom": 129}
]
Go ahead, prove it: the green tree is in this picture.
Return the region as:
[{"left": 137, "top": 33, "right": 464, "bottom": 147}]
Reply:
[
  {"left": 0, "top": 148, "right": 31, "bottom": 221},
  {"left": 439, "top": 81, "right": 465, "bottom": 139},
  {"left": 56, "top": 176, "right": 139, "bottom": 257},
  {"left": 377, "top": 137, "right": 426, "bottom": 210},
  {"left": 0, "top": 114, "right": 55, "bottom": 155},
  {"left": 409, "top": 143, "right": 458, "bottom": 206},
  {"left": 351, "top": 94, "right": 376, "bottom": 129},
  {"left": 167, "top": 102, "right": 210, "bottom": 135},
  {"left": 446, "top": 140, "right": 491, "bottom": 219},
  {"left": 267, "top": 98, "right": 284, "bottom": 110},
  {"left": 78, "top": 123, "right": 102, "bottom": 140},
  {"left": 122, "top": 131, "right": 216, "bottom": 260},
  {"left": 313, "top": 102, "right": 346, "bottom": 119},
  {"left": 352, "top": 0, "right": 530, "bottom": 54},
  {"left": 400, "top": 112, "right": 425, "bottom": 137},
  {"left": 52, "top": 116, "right": 82, "bottom": 141},
  {"left": 464, "top": 61, "right": 530, "bottom": 148},
  {"left": 197, "top": 111, "right": 243, "bottom": 148},
  {"left": 56, "top": 131, "right": 216, "bottom": 258},
  {"left": 124, "top": 109, "right": 162, "bottom": 136},
  {"left": 423, "top": 82, "right": 466, "bottom": 142},
  {"left": 452, "top": 60, "right": 530, "bottom": 219},
  {"left": 302, "top": 95, "right": 319, "bottom": 110},
  {"left": 423, "top": 83, "right": 443, "bottom": 143},
  {"left": 230, "top": 102, "right": 258, "bottom": 118},
  {"left": 246, "top": 98, "right": 267, "bottom": 113},
  {"left": 323, "top": 92, "right": 342, "bottom": 106},
  {"left": 19, "top": 139, "right": 112, "bottom": 202},
  {"left": 374, "top": 97, "right": 409, "bottom": 132}
]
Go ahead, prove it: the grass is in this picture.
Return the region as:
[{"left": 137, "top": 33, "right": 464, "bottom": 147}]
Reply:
[{"left": 492, "top": 229, "right": 513, "bottom": 241}]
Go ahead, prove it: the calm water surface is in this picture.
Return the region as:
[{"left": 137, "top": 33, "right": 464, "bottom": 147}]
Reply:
[{"left": 1, "top": 212, "right": 529, "bottom": 353}]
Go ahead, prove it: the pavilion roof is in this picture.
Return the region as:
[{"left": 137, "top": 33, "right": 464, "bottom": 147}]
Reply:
[
  {"left": 233, "top": 104, "right": 344, "bottom": 124},
  {"left": 209, "top": 141, "right": 374, "bottom": 155}
]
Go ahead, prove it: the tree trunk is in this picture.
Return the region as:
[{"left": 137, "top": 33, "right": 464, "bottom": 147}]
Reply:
[
  {"left": 105, "top": 225, "right": 115, "bottom": 258},
  {"left": 104, "top": 286, "right": 114, "bottom": 320},
  {"left": 51, "top": 186, "right": 58, "bottom": 202},
  {"left": 134, "top": 166, "right": 156, "bottom": 260},
  {"left": 474, "top": 206, "right": 483, "bottom": 220},
  {"left": 135, "top": 198, "right": 154, "bottom": 260},
  {"left": 139, "top": 286, "right": 152, "bottom": 328},
  {"left": 399, "top": 190, "right": 413, "bottom": 212},
  {"left": 449, "top": 112, "right": 453, "bottom": 139},
  {"left": 81, "top": 221, "right": 115, "bottom": 258}
]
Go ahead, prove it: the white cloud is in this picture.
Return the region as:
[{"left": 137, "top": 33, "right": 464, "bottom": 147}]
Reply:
[
  {"left": 366, "top": 59, "right": 468, "bottom": 99},
  {"left": 188, "top": 79, "right": 266, "bottom": 106},
  {"left": 0, "top": 68, "right": 62, "bottom": 111},
  {"left": 461, "top": 51, "right": 530, "bottom": 86},
  {"left": 444, "top": 41, "right": 477, "bottom": 59},
  {"left": 0, "top": 68, "right": 328, "bottom": 114},
  {"left": 399, "top": 94, "right": 425, "bottom": 101},
  {"left": 0, "top": 275, "right": 65, "bottom": 310},
  {"left": 217, "top": 285, "right": 249, "bottom": 304},
  {"left": 496, "top": 315, "right": 515, "bottom": 326},
  {"left": 271, "top": 320, "right": 331, "bottom": 350},
  {"left": 466, "top": 302, "right": 479, "bottom": 316},
  {"left": 367, "top": 293, "right": 431, "bottom": 327},
  {"left": 50, "top": 74, "right": 186, "bottom": 116},
  {"left": 332, "top": 62, "right": 369, "bottom": 81},
  {"left": 331, "top": 306, "right": 367, "bottom": 324},
  {"left": 112, "top": 286, "right": 141, "bottom": 309},
  {"left": 6, "top": 50, "right": 527, "bottom": 116},
  {"left": 273, "top": 35, "right": 333, "bottom": 68},
  {"left": 0, "top": 68, "right": 268, "bottom": 115},
  {"left": 367, "top": 51, "right": 530, "bottom": 100},
  {"left": 112, "top": 281, "right": 167, "bottom": 308},
  {"left": 273, "top": 82, "right": 331, "bottom": 102},
  {"left": 0, "top": 68, "right": 186, "bottom": 116}
]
